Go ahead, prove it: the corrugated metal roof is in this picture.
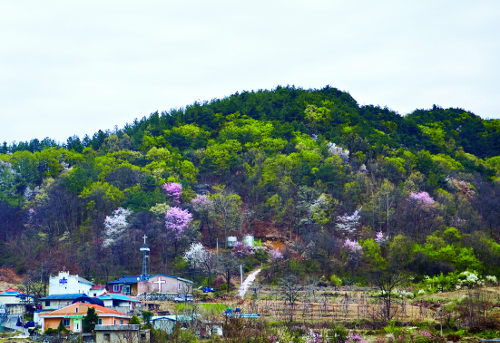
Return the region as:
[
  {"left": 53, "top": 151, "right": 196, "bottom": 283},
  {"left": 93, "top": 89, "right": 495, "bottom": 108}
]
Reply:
[
  {"left": 40, "top": 294, "right": 84, "bottom": 300},
  {"left": 98, "top": 294, "right": 140, "bottom": 302},
  {"left": 107, "top": 276, "right": 142, "bottom": 284}
]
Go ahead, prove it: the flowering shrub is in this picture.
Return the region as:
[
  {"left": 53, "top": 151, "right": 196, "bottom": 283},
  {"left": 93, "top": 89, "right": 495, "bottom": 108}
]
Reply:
[
  {"left": 447, "top": 177, "right": 475, "bottom": 197},
  {"left": 344, "top": 239, "right": 362, "bottom": 252},
  {"left": 163, "top": 182, "right": 182, "bottom": 204},
  {"left": 486, "top": 275, "right": 498, "bottom": 284},
  {"left": 231, "top": 241, "right": 254, "bottom": 258},
  {"left": 191, "top": 194, "right": 212, "bottom": 211},
  {"left": 375, "top": 231, "right": 388, "bottom": 245},
  {"left": 304, "top": 329, "right": 322, "bottom": 343},
  {"left": 326, "top": 142, "right": 349, "bottom": 162},
  {"left": 348, "top": 333, "right": 367, "bottom": 343},
  {"left": 165, "top": 207, "right": 192, "bottom": 238},
  {"left": 270, "top": 249, "right": 283, "bottom": 260},
  {"left": 409, "top": 191, "right": 434, "bottom": 206}
]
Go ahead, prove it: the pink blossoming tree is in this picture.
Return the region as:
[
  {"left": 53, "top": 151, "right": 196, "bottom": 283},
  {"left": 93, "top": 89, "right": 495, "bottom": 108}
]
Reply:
[
  {"left": 409, "top": 191, "right": 434, "bottom": 205},
  {"left": 165, "top": 206, "right": 192, "bottom": 238},
  {"left": 163, "top": 182, "right": 182, "bottom": 204}
]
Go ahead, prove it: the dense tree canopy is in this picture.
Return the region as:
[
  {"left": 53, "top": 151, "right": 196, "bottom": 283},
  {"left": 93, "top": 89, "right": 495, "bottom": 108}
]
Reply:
[{"left": 1, "top": 85, "right": 500, "bottom": 286}]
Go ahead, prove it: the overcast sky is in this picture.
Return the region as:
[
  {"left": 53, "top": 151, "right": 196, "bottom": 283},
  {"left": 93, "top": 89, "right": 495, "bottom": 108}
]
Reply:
[{"left": 1, "top": 1, "right": 499, "bottom": 144}]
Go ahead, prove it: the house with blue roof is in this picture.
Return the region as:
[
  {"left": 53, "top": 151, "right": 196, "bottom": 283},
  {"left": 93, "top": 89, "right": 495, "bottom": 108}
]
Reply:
[
  {"left": 39, "top": 293, "right": 85, "bottom": 309},
  {"left": 97, "top": 293, "right": 140, "bottom": 314},
  {"left": 107, "top": 276, "right": 143, "bottom": 295}
]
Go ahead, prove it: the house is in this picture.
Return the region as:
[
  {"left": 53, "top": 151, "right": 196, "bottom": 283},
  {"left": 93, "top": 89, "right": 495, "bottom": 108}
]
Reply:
[
  {"left": 95, "top": 324, "right": 150, "bottom": 343},
  {"left": 107, "top": 276, "right": 142, "bottom": 295},
  {"left": 97, "top": 293, "right": 141, "bottom": 314},
  {"left": 48, "top": 271, "right": 94, "bottom": 295},
  {"left": 90, "top": 285, "right": 107, "bottom": 297},
  {"left": 150, "top": 314, "right": 200, "bottom": 334},
  {"left": 151, "top": 316, "right": 176, "bottom": 334},
  {"left": 39, "top": 302, "right": 132, "bottom": 333},
  {"left": 0, "top": 287, "right": 33, "bottom": 314},
  {"left": 137, "top": 274, "right": 193, "bottom": 295},
  {"left": 40, "top": 293, "right": 85, "bottom": 309}
]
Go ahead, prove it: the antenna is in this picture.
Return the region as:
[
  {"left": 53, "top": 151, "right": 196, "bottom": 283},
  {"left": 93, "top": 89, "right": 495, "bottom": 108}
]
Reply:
[{"left": 140, "top": 235, "right": 150, "bottom": 281}]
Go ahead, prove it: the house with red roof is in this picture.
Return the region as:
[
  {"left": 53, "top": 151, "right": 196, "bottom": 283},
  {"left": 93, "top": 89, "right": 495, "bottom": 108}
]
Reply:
[
  {"left": 90, "top": 285, "right": 107, "bottom": 297},
  {"left": 39, "top": 302, "right": 131, "bottom": 333},
  {"left": 0, "top": 287, "right": 33, "bottom": 314}
]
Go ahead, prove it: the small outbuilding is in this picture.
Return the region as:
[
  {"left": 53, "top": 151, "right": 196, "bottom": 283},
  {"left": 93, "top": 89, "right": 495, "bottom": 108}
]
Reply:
[{"left": 95, "top": 324, "right": 150, "bottom": 343}]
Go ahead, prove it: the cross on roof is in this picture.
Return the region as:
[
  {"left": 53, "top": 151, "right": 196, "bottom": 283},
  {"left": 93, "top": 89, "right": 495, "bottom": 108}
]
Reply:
[{"left": 143, "top": 235, "right": 147, "bottom": 244}]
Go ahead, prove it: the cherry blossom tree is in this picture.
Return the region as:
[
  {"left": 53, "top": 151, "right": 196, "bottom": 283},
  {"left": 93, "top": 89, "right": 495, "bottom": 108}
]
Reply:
[
  {"left": 344, "top": 239, "right": 362, "bottom": 252},
  {"left": 409, "top": 191, "right": 434, "bottom": 206}
]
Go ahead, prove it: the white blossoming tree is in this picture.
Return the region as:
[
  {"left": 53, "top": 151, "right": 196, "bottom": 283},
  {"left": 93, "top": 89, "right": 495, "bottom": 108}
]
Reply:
[{"left": 103, "top": 207, "right": 133, "bottom": 247}]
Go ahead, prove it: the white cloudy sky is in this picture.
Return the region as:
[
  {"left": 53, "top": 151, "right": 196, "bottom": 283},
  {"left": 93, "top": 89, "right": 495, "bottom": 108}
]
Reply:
[{"left": 1, "top": 1, "right": 499, "bottom": 144}]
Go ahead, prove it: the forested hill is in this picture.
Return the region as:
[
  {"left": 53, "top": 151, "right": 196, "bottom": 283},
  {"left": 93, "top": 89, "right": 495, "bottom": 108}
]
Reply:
[{"left": 1, "top": 85, "right": 500, "bottom": 286}]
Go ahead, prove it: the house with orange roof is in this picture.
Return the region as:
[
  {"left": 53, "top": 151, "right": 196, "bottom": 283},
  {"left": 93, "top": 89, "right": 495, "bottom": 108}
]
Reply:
[{"left": 39, "top": 302, "right": 131, "bottom": 333}]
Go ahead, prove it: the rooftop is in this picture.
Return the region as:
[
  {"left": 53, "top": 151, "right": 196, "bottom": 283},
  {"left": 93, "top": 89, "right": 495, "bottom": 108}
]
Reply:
[{"left": 39, "top": 302, "right": 131, "bottom": 318}]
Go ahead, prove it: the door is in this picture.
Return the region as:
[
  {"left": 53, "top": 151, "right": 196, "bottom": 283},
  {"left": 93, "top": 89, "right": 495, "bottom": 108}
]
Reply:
[{"left": 73, "top": 319, "right": 81, "bottom": 332}]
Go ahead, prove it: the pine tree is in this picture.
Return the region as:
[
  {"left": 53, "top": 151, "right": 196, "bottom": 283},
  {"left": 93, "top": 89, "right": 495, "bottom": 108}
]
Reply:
[{"left": 83, "top": 307, "right": 99, "bottom": 333}]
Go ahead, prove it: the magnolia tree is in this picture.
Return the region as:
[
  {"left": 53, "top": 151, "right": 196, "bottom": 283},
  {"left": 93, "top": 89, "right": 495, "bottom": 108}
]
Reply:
[
  {"left": 336, "top": 209, "right": 361, "bottom": 235},
  {"left": 103, "top": 207, "right": 133, "bottom": 247},
  {"left": 163, "top": 182, "right": 182, "bottom": 204}
]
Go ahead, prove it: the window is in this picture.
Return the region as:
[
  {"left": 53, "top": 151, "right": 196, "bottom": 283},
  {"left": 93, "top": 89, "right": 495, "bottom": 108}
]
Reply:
[
  {"left": 113, "top": 285, "right": 120, "bottom": 292},
  {"left": 45, "top": 301, "right": 50, "bottom": 307},
  {"left": 98, "top": 319, "right": 103, "bottom": 325},
  {"left": 178, "top": 283, "right": 181, "bottom": 290},
  {"left": 63, "top": 319, "right": 70, "bottom": 327},
  {"left": 75, "top": 308, "right": 78, "bottom": 313},
  {"left": 120, "top": 320, "right": 123, "bottom": 325}
]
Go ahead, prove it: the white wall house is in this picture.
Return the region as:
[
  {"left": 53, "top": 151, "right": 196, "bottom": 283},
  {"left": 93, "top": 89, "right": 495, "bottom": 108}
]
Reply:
[{"left": 48, "top": 271, "right": 93, "bottom": 295}]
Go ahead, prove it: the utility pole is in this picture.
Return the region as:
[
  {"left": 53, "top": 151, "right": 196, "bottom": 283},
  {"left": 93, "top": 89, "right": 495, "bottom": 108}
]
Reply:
[
  {"left": 240, "top": 265, "right": 243, "bottom": 300},
  {"left": 216, "top": 238, "right": 219, "bottom": 257},
  {"left": 439, "top": 305, "right": 443, "bottom": 337}
]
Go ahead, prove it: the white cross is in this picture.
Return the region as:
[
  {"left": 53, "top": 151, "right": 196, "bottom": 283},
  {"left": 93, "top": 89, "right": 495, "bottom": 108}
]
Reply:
[
  {"left": 154, "top": 278, "right": 166, "bottom": 292},
  {"left": 142, "top": 235, "right": 147, "bottom": 244}
]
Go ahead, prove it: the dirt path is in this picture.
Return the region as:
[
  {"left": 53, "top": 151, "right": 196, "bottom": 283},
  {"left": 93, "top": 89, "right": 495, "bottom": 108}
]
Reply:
[{"left": 239, "top": 268, "right": 261, "bottom": 299}]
